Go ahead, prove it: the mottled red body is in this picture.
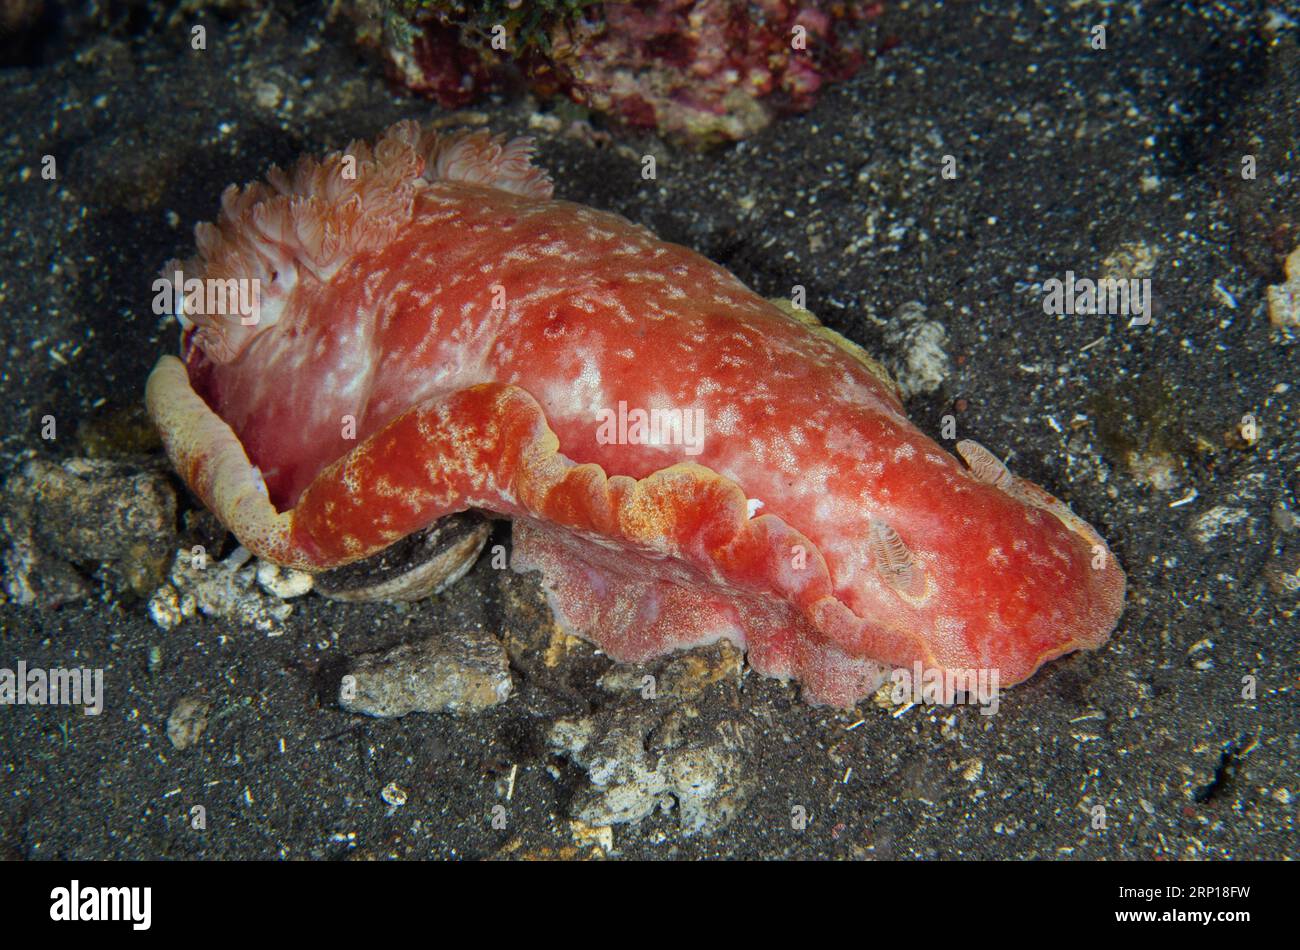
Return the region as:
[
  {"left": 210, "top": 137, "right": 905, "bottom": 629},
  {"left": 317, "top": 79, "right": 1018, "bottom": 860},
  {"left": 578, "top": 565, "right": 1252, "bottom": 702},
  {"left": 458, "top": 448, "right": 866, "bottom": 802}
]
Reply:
[{"left": 147, "top": 121, "right": 1124, "bottom": 705}]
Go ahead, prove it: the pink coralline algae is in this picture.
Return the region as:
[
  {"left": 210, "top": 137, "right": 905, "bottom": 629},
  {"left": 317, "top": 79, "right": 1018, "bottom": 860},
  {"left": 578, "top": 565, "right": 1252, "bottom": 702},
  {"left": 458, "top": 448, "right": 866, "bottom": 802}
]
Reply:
[
  {"left": 146, "top": 120, "right": 1125, "bottom": 707},
  {"left": 343, "top": 1, "right": 884, "bottom": 143}
]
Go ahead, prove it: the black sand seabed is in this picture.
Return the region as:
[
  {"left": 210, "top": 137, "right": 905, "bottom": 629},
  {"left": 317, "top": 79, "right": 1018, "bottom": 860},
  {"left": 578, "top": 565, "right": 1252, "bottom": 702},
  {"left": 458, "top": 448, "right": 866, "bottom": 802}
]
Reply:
[{"left": 0, "top": 1, "right": 1296, "bottom": 859}]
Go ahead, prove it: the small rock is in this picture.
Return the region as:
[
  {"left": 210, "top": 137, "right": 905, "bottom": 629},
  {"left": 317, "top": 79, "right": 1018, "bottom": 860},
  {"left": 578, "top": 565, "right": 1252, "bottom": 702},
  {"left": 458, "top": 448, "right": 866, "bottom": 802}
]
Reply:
[
  {"left": 1188, "top": 505, "right": 1252, "bottom": 546},
  {"left": 1263, "top": 556, "right": 1300, "bottom": 596},
  {"left": 548, "top": 701, "right": 753, "bottom": 837},
  {"left": 1266, "top": 246, "right": 1300, "bottom": 328},
  {"left": 1186, "top": 638, "right": 1215, "bottom": 671},
  {"left": 251, "top": 79, "right": 282, "bottom": 111},
  {"left": 548, "top": 644, "right": 757, "bottom": 836},
  {"left": 883, "top": 301, "right": 951, "bottom": 398},
  {"left": 339, "top": 630, "right": 512, "bottom": 717},
  {"left": 1125, "top": 448, "right": 1182, "bottom": 491},
  {"left": 1101, "top": 240, "right": 1160, "bottom": 281},
  {"left": 951, "top": 757, "right": 984, "bottom": 783},
  {"left": 255, "top": 560, "right": 313, "bottom": 599},
  {"left": 166, "top": 695, "right": 212, "bottom": 750},
  {"left": 147, "top": 583, "right": 190, "bottom": 630},
  {"left": 567, "top": 820, "right": 614, "bottom": 855},
  {"left": 149, "top": 547, "right": 294, "bottom": 635},
  {"left": 1, "top": 458, "right": 176, "bottom": 606},
  {"left": 1271, "top": 502, "right": 1299, "bottom": 533},
  {"left": 598, "top": 640, "right": 743, "bottom": 699}
]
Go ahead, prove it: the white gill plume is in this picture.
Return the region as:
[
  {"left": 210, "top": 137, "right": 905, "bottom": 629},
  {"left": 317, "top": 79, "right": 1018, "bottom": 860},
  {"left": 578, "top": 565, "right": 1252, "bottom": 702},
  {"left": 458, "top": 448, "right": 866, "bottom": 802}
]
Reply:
[
  {"left": 956, "top": 439, "right": 1015, "bottom": 491},
  {"left": 869, "top": 518, "right": 926, "bottom": 599}
]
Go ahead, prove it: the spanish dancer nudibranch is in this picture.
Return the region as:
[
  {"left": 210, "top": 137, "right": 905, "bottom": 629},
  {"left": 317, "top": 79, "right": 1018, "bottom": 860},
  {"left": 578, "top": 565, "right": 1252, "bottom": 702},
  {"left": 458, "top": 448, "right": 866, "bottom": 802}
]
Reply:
[{"left": 146, "top": 120, "right": 1125, "bottom": 706}]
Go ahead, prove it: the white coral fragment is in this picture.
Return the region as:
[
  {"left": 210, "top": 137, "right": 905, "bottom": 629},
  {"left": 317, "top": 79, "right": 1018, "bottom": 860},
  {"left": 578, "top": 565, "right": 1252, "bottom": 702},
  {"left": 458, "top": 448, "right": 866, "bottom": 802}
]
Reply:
[{"left": 148, "top": 547, "right": 294, "bottom": 635}]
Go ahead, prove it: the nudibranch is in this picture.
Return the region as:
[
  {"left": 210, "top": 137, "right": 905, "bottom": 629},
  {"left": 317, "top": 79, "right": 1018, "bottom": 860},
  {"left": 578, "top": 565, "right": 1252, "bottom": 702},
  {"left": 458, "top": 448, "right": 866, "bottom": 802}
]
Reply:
[{"left": 146, "top": 120, "right": 1125, "bottom": 706}]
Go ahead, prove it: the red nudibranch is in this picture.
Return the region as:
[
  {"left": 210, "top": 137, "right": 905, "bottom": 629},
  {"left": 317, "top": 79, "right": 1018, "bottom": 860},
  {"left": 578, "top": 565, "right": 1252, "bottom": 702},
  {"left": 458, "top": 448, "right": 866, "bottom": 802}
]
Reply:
[{"left": 146, "top": 120, "right": 1125, "bottom": 706}]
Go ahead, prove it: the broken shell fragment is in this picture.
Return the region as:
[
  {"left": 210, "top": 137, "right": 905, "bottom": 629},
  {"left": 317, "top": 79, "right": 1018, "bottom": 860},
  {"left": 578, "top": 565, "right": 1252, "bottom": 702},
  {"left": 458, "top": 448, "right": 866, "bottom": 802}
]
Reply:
[{"left": 313, "top": 511, "right": 491, "bottom": 602}]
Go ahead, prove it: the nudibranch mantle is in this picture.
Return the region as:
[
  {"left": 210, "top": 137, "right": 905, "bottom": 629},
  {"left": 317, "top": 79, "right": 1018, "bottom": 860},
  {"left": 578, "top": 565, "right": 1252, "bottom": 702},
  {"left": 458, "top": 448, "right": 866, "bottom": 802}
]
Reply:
[{"left": 146, "top": 120, "right": 1125, "bottom": 706}]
